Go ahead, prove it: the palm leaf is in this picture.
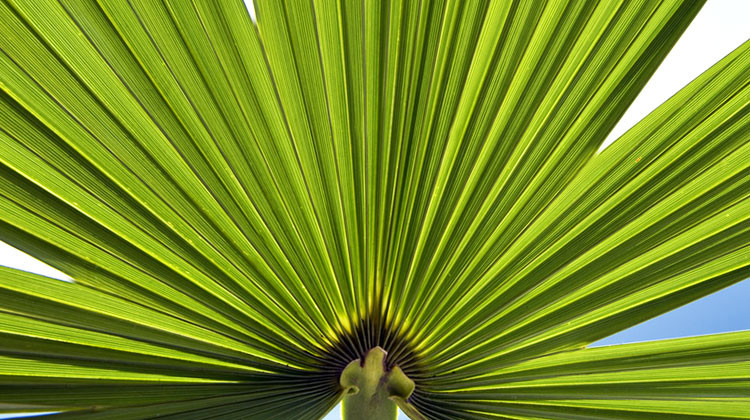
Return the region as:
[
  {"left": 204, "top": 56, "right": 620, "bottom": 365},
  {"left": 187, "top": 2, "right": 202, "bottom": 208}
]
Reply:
[{"left": 0, "top": 0, "right": 747, "bottom": 418}]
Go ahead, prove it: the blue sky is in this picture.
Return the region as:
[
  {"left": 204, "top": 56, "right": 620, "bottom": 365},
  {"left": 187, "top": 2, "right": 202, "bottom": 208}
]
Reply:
[{"left": 593, "top": 279, "right": 750, "bottom": 347}]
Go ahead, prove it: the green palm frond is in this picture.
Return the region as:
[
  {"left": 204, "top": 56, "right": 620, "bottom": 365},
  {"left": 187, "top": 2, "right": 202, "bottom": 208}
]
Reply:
[{"left": 0, "top": 0, "right": 748, "bottom": 418}]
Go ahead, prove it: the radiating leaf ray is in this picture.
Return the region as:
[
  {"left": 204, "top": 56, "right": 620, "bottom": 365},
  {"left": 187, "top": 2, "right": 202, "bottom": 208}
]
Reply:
[{"left": 415, "top": 332, "right": 750, "bottom": 419}]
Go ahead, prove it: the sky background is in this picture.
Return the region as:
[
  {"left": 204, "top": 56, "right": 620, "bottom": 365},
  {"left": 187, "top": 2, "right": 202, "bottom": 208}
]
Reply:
[{"left": 0, "top": 1, "right": 748, "bottom": 419}]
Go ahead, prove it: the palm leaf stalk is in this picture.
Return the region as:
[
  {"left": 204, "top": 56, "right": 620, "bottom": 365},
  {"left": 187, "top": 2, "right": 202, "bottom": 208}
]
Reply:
[{"left": 0, "top": 0, "right": 748, "bottom": 418}]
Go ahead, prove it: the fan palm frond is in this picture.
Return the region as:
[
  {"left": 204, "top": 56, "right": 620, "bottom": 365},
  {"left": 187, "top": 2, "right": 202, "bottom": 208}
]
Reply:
[{"left": 0, "top": 0, "right": 748, "bottom": 418}]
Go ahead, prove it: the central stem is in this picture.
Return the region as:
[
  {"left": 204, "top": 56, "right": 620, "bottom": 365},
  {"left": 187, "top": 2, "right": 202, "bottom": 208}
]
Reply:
[{"left": 339, "top": 347, "right": 421, "bottom": 420}]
